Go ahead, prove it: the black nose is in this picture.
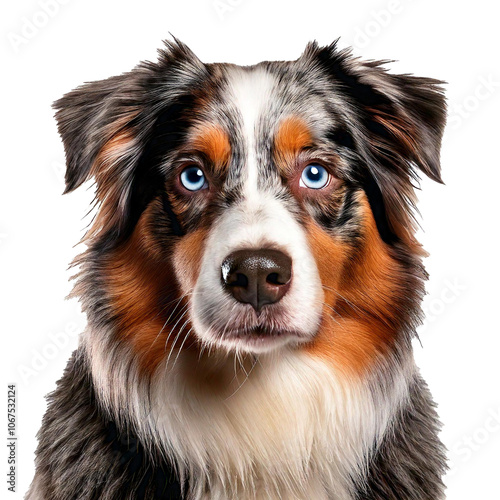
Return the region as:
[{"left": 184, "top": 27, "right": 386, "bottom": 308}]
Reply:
[{"left": 221, "top": 249, "right": 292, "bottom": 312}]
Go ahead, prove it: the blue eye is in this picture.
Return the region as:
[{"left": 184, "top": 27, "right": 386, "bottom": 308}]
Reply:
[
  {"left": 180, "top": 166, "right": 207, "bottom": 191},
  {"left": 300, "top": 164, "right": 329, "bottom": 189}
]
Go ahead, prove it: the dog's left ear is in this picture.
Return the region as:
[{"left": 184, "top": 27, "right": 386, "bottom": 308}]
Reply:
[{"left": 306, "top": 41, "right": 447, "bottom": 249}]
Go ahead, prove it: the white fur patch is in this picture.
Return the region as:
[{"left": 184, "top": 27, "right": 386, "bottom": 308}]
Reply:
[
  {"left": 86, "top": 336, "right": 411, "bottom": 500},
  {"left": 226, "top": 67, "right": 276, "bottom": 198},
  {"left": 187, "top": 67, "right": 325, "bottom": 354}
]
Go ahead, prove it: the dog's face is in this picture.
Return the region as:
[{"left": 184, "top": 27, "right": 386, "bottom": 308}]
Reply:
[{"left": 57, "top": 40, "right": 445, "bottom": 374}]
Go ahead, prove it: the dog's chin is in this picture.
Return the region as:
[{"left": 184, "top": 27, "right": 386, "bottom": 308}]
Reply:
[{"left": 198, "top": 325, "right": 312, "bottom": 355}]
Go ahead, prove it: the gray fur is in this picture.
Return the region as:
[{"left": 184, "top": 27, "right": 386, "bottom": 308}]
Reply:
[
  {"left": 26, "top": 349, "right": 183, "bottom": 500},
  {"left": 359, "top": 375, "right": 446, "bottom": 499}
]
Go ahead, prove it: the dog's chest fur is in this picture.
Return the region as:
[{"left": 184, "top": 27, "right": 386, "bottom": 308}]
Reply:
[{"left": 94, "top": 346, "right": 409, "bottom": 500}]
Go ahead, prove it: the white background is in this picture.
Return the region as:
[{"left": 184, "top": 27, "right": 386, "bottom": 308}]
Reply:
[{"left": 1, "top": 0, "right": 499, "bottom": 498}]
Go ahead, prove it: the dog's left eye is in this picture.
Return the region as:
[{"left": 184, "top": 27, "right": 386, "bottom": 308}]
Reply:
[
  {"left": 180, "top": 166, "right": 207, "bottom": 191},
  {"left": 300, "top": 164, "right": 330, "bottom": 189}
]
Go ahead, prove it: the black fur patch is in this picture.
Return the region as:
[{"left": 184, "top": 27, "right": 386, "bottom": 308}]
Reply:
[
  {"left": 360, "top": 170, "right": 398, "bottom": 245},
  {"left": 326, "top": 126, "right": 397, "bottom": 245}
]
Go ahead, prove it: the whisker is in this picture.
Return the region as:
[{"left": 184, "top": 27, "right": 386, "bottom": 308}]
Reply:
[
  {"left": 164, "top": 306, "right": 191, "bottom": 351},
  {"left": 224, "top": 354, "right": 259, "bottom": 401},
  {"left": 165, "top": 317, "right": 191, "bottom": 370},
  {"left": 321, "top": 284, "right": 364, "bottom": 314},
  {"left": 170, "top": 327, "right": 194, "bottom": 372},
  {"left": 144, "top": 292, "right": 193, "bottom": 358}
]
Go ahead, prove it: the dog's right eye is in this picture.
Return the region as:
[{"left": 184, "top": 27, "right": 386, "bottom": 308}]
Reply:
[{"left": 180, "top": 166, "right": 208, "bottom": 191}]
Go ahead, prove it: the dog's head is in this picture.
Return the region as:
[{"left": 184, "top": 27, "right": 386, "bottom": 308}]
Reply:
[{"left": 57, "top": 40, "right": 445, "bottom": 375}]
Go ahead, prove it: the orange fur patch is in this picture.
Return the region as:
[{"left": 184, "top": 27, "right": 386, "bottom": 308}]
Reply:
[
  {"left": 305, "top": 192, "right": 402, "bottom": 374},
  {"left": 190, "top": 125, "right": 231, "bottom": 173},
  {"left": 274, "top": 116, "right": 313, "bottom": 175},
  {"left": 104, "top": 200, "right": 208, "bottom": 375},
  {"left": 173, "top": 227, "right": 210, "bottom": 294}
]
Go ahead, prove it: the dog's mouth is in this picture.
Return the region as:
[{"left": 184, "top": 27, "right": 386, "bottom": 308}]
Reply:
[
  {"left": 211, "top": 324, "right": 308, "bottom": 352},
  {"left": 228, "top": 326, "right": 293, "bottom": 339}
]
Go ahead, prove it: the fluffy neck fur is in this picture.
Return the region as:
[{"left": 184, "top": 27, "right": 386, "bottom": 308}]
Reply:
[{"left": 84, "top": 331, "right": 413, "bottom": 500}]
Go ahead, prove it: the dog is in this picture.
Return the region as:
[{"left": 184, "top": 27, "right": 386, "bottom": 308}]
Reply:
[{"left": 27, "top": 39, "right": 447, "bottom": 500}]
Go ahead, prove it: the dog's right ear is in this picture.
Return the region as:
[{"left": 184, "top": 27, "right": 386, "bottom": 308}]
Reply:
[
  {"left": 53, "top": 68, "right": 158, "bottom": 245},
  {"left": 53, "top": 39, "right": 205, "bottom": 244},
  {"left": 54, "top": 72, "right": 141, "bottom": 194}
]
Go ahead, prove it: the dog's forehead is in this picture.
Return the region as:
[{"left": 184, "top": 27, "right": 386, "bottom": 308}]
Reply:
[
  {"left": 186, "top": 61, "right": 340, "bottom": 189},
  {"left": 223, "top": 62, "right": 337, "bottom": 143}
]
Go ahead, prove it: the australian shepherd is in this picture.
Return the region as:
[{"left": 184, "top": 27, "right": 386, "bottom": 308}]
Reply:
[{"left": 27, "top": 39, "right": 447, "bottom": 500}]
